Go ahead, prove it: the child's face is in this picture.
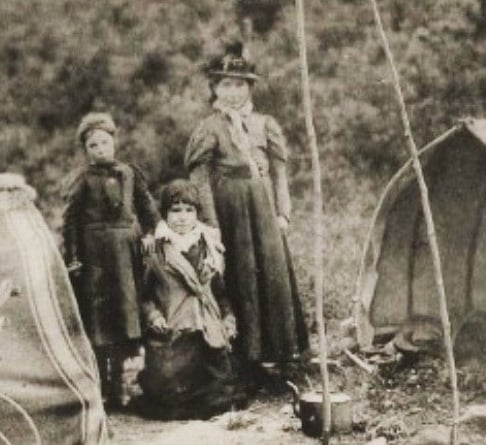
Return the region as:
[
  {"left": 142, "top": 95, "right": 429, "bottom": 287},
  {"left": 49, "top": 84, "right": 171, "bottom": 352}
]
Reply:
[
  {"left": 214, "top": 77, "right": 251, "bottom": 109},
  {"left": 85, "top": 129, "right": 115, "bottom": 164},
  {"left": 166, "top": 201, "right": 197, "bottom": 235}
]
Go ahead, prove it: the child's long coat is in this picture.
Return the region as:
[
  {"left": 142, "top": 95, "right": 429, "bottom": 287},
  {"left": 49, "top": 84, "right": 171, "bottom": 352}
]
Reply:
[{"left": 63, "top": 161, "right": 159, "bottom": 346}]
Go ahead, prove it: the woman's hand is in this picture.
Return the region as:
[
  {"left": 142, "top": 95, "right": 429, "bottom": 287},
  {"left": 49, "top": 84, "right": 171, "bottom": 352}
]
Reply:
[
  {"left": 67, "top": 260, "right": 83, "bottom": 278},
  {"left": 141, "top": 234, "right": 156, "bottom": 255},
  {"left": 277, "top": 215, "right": 289, "bottom": 233},
  {"left": 150, "top": 314, "right": 168, "bottom": 334},
  {"left": 223, "top": 313, "right": 237, "bottom": 340}
]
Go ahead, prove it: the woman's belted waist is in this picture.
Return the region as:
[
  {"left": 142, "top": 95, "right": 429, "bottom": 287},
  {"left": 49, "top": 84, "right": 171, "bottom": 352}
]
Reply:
[{"left": 214, "top": 165, "right": 268, "bottom": 179}]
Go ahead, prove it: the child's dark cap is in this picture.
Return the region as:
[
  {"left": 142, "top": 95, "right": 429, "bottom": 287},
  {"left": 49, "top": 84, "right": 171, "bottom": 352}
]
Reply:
[{"left": 76, "top": 112, "right": 117, "bottom": 145}]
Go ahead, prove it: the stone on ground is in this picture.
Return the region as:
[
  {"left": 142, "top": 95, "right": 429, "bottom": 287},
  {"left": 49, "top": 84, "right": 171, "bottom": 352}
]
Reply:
[
  {"left": 366, "top": 437, "right": 387, "bottom": 445},
  {"left": 459, "top": 404, "right": 486, "bottom": 431},
  {"left": 406, "top": 425, "right": 450, "bottom": 445}
]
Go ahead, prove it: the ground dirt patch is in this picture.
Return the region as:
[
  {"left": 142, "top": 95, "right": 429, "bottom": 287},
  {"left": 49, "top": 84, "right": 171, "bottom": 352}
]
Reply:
[{"left": 108, "top": 349, "right": 486, "bottom": 445}]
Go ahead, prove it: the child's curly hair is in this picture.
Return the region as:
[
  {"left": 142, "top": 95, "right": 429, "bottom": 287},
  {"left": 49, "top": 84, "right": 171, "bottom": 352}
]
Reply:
[{"left": 159, "top": 179, "right": 201, "bottom": 218}]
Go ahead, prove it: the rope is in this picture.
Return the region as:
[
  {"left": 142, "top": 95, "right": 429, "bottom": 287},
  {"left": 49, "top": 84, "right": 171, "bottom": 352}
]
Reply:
[
  {"left": 295, "top": 1, "right": 331, "bottom": 443},
  {"left": 369, "top": 1, "right": 459, "bottom": 443}
]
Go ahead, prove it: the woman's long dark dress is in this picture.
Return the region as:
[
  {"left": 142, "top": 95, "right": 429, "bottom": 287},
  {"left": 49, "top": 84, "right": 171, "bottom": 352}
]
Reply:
[{"left": 185, "top": 111, "right": 308, "bottom": 364}]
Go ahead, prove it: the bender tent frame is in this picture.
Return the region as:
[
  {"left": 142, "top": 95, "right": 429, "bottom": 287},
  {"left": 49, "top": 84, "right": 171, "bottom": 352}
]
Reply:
[
  {"left": 0, "top": 174, "right": 106, "bottom": 445},
  {"left": 355, "top": 118, "right": 486, "bottom": 349}
]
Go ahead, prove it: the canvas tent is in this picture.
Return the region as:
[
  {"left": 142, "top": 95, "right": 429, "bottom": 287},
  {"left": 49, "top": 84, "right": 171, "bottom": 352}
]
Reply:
[
  {"left": 355, "top": 119, "right": 486, "bottom": 352},
  {"left": 0, "top": 174, "right": 106, "bottom": 445}
]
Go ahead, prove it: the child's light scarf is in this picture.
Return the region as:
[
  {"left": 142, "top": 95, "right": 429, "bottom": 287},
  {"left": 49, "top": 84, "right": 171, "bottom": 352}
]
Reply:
[
  {"left": 213, "top": 99, "right": 260, "bottom": 177},
  {"left": 155, "top": 220, "right": 202, "bottom": 253},
  {"left": 154, "top": 220, "right": 225, "bottom": 274}
]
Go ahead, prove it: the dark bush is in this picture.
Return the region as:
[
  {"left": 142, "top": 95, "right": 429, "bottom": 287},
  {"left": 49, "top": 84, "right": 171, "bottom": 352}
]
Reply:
[
  {"left": 236, "top": 0, "right": 286, "bottom": 34},
  {"left": 131, "top": 51, "right": 170, "bottom": 89}
]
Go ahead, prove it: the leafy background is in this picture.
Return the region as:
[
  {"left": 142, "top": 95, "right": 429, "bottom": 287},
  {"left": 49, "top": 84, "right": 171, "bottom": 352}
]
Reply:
[{"left": 2, "top": 0, "right": 486, "bottom": 321}]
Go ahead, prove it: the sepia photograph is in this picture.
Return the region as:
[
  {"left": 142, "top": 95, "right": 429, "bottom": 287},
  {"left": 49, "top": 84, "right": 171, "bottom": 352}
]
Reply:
[{"left": 1, "top": 1, "right": 486, "bottom": 444}]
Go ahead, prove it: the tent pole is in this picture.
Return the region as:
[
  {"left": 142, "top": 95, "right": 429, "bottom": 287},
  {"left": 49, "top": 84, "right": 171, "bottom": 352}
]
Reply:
[
  {"left": 369, "top": 1, "right": 459, "bottom": 443},
  {"left": 295, "top": 1, "right": 331, "bottom": 443}
]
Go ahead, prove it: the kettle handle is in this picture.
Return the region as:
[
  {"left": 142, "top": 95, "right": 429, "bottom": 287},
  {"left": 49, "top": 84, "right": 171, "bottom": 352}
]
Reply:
[{"left": 286, "top": 380, "right": 300, "bottom": 418}]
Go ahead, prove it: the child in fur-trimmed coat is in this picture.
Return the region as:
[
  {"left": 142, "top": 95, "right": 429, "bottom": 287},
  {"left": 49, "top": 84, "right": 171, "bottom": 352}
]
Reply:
[{"left": 63, "top": 112, "right": 160, "bottom": 407}]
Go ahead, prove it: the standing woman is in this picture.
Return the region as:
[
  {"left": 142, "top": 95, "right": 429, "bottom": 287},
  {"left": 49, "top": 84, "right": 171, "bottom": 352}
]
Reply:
[{"left": 185, "top": 42, "right": 308, "bottom": 384}]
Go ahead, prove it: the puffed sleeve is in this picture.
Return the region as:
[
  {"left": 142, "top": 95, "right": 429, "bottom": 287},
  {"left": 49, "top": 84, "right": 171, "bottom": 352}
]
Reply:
[
  {"left": 131, "top": 164, "right": 161, "bottom": 234},
  {"left": 185, "top": 119, "right": 220, "bottom": 228},
  {"left": 62, "top": 170, "right": 86, "bottom": 265},
  {"left": 265, "top": 115, "right": 291, "bottom": 221}
]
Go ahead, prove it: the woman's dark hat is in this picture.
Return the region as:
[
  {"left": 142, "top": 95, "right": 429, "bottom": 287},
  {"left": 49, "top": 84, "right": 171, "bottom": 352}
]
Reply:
[{"left": 206, "top": 41, "right": 259, "bottom": 81}]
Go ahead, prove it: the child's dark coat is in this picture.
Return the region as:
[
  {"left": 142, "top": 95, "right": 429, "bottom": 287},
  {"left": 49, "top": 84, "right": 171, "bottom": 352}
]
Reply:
[{"left": 63, "top": 161, "right": 160, "bottom": 346}]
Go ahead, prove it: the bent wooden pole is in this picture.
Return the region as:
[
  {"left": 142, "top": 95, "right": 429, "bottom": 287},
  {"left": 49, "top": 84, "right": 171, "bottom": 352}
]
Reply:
[
  {"left": 295, "top": 1, "right": 331, "bottom": 443},
  {"left": 369, "top": 1, "right": 459, "bottom": 443}
]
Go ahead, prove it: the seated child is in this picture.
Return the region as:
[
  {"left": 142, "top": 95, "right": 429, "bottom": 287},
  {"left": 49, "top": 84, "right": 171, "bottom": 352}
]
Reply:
[
  {"left": 138, "top": 179, "right": 241, "bottom": 420},
  {"left": 63, "top": 112, "right": 160, "bottom": 407}
]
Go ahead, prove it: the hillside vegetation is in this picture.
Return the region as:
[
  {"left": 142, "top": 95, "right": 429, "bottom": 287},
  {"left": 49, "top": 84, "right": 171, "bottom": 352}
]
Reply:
[{"left": 2, "top": 0, "right": 486, "bottom": 317}]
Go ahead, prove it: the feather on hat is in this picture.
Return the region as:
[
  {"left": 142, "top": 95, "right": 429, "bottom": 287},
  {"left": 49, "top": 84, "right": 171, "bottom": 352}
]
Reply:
[{"left": 206, "top": 41, "right": 258, "bottom": 81}]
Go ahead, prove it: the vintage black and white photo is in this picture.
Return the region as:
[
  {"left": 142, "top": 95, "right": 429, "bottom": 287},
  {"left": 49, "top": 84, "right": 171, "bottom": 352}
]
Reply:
[{"left": 1, "top": 1, "right": 486, "bottom": 444}]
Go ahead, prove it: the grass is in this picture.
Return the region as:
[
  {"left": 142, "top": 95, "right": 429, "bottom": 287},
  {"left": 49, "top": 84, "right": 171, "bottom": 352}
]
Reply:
[{"left": 288, "top": 158, "right": 386, "bottom": 329}]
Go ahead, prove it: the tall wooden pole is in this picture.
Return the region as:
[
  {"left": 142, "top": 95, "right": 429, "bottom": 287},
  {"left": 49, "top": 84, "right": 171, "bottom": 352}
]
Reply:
[
  {"left": 369, "top": 1, "right": 459, "bottom": 443},
  {"left": 295, "top": 1, "right": 331, "bottom": 443}
]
